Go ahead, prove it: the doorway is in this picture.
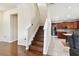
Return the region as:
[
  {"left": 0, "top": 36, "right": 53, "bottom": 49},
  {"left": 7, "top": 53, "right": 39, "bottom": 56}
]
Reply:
[
  {"left": 10, "top": 14, "right": 18, "bottom": 55},
  {"left": 10, "top": 14, "right": 18, "bottom": 42}
]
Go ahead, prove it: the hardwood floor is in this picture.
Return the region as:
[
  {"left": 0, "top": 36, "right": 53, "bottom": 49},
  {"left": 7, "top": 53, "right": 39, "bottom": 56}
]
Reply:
[
  {"left": 0, "top": 41, "right": 17, "bottom": 56},
  {"left": 0, "top": 26, "right": 44, "bottom": 56}
]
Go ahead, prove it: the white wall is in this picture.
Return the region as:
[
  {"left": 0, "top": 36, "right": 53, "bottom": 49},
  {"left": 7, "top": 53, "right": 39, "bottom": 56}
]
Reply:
[
  {"left": 18, "top": 4, "right": 32, "bottom": 46},
  {"left": 48, "top": 3, "right": 79, "bottom": 23},
  {"left": 2, "top": 8, "right": 17, "bottom": 42},
  {"left": 38, "top": 4, "right": 47, "bottom": 26},
  {"left": 28, "top": 4, "right": 40, "bottom": 45},
  {"left": 0, "top": 3, "right": 40, "bottom": 47},
  {"left": 0, "top": 11, "right": 3, "bottom": 40},
  {"left": 18, "top": 3, "right": 40, "bottom": 46}
]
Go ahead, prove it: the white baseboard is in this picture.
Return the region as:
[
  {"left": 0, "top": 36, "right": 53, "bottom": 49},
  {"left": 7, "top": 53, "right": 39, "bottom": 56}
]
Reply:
[
  {"left": 0, "top": 39, "right": 17, "bottom": 43},
  {"left": 18, "top": 41, "right": 26, "bottom": 46},
  {"left": 0, "top": 40, "right": 9, "bottom": 43},
  {"left": 9, "top": 40, "right": 17, "bottom": 43}
]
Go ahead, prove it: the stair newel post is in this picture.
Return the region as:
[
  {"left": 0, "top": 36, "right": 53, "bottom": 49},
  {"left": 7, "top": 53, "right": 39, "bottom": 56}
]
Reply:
[
  {"left": 25, "top": 25, "right": 31, "bottom": 50},
  {"left": 26, "top": 30, "right": 29, "bottom": 50}
]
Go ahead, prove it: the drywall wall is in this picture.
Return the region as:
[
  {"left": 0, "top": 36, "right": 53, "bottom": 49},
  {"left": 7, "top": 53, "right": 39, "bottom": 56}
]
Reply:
[
  {"left": 48, "top": 3, "right": 79, "bottom": 23},
  {"left": 0, "top": 3, "right": 40, "bottom": 46},
  {"left": 38, "top": 4, "right": 47, "bottom": 26},
  {"left": 18, "top": 3, "right": 40, "bottom": 46},
  {"left": 18, "top": 4, "right": 31, "bottom": 46},
  {"left": 0, "top": 11, "right": 3, "bottom": 40},
  {"left": 2, "top": 8, "right": 17, "bottom": 42},
  {"left": 27, "top": 4, "right": 40, "bottom": 45}
]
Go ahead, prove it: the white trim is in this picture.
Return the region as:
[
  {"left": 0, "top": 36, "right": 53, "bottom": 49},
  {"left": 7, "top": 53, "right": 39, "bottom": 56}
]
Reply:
[
  {"left": 26, "top": 24, "right": 31, "bottom": 30},
  {"left": 29, "top": 24, "right": 39, "bottom": 46},
  {"left": 0, "top": 39, "right": 17, "bottom": 43},
  {"left": 9, "top": 40, "right": 17, "bottom": 43},
  {"left": 26, "top": 24, "right": 40, "bottom": 49},
  {"left": 18, "top": 41, "right": 26, "bottom": 46},
  {"left": 0, "top": 40, "right": 10, "bottom": 43}
]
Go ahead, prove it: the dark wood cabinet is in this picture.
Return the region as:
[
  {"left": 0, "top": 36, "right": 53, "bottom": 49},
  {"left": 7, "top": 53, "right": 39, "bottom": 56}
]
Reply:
[
  {"left": 53, "top": 21, "right": 78, "bottom": 29},
  {"left": 77, "top": 21, "right": 79, "bottom": 28},
  {"left": 52, "top": 21, "right": 79, "bottom": 39}
]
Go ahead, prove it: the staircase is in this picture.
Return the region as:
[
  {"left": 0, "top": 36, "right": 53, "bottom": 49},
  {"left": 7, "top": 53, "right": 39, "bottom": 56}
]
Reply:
[{"left": 26, "top": 26, "right": 44, "bottom": 56}]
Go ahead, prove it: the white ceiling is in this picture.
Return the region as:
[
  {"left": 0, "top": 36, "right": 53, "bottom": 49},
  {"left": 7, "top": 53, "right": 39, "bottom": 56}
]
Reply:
[
  {"left": 48, "top": 3, "right": 79, "bottom": 23},
  {"left": 0, "top": 3, "right": 20, "bottom": 11}
]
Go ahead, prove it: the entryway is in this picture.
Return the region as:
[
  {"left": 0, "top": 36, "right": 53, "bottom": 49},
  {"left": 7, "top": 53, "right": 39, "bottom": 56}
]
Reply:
[{"left": 10, "top": 14, "right": 18, "bottom": 42}]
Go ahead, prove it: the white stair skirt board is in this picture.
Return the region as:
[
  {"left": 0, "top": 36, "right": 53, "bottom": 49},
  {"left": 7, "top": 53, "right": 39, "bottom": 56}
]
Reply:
[
  {"left": 47, "top": 36, "right": 70, "bottom": 56},
  {"left": 26, "top": 24, "right": 40, "bottom": 50}
]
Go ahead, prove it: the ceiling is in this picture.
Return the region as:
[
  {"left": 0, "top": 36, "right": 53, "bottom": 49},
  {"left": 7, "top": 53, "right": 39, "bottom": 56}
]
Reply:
[
  {"left": 0, "top": 3, "right": 47, "bottom": 11},
  {"left": 48, "top": 3, "right": 79, "bottom": 23},
  {"left": 0, "top": 3, "right": 20, "bottom": 11}
]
